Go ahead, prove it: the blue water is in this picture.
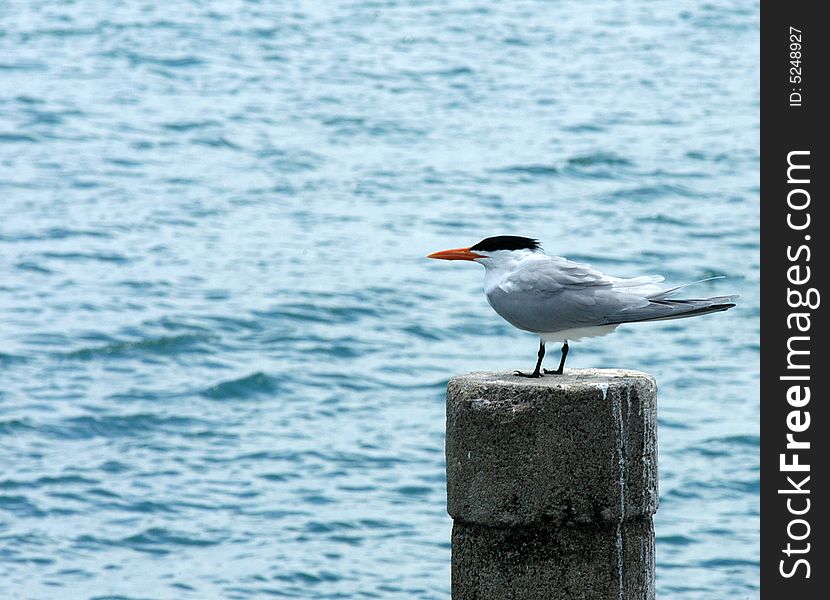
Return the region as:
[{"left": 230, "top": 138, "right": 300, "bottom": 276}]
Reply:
[{"left": 1, "top": 1, "right": 758, "bottom": 598}]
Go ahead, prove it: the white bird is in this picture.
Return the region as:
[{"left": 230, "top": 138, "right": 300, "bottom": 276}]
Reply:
[{"left": 428, "top": 235, "right": 737, "bottom": 377}]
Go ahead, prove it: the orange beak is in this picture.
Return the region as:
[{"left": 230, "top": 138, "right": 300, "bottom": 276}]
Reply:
[{"left": 427, "top": 247, "right": 484, "bottom": 261}]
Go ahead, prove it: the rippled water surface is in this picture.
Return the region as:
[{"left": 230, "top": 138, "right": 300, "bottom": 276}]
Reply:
[{"left": 1, "top": 1, "right": 759, "bottom": 598}]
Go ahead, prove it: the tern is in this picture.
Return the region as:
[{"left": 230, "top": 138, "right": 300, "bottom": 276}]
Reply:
[{"left": 428, "top": 235, "right": 737, "bottom": 377}]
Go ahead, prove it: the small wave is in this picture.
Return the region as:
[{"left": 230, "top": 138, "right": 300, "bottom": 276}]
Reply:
[
  {"left": 15, "top": 261, "right": 54, "bottom": 274},
  {"left": 257, "top": 472, "right": 294, "bottom": 482},
  {"left": 105, "top": 157, "right": 142, "bottom": 168},
  {"left": 105, "top": 499, "right": 180, "bottom": 515},
  {"left": 0, "top": 352, "right": 29, "bottom": 365},
  {"left": 635, "top": 214, "right": 690, "bottom": 226},
  {"left": 307, "top": 343, "right": 368, "bottom": 359},
  {"left": 319, "top": 115, "right": 427, "bottom": 139},
  {"left": 657, "top": 534, "right": 695, "bottom": 546},
  {"left": 562, "top": 123, "right": 606, "bottom": 133},
  {"left": 43, "top": 414, "right": 202, "bottom": 440},
  {"left": 200, "top": 372, "right": 280, "bottom": 400},
  {"left": 606, "top": 184, "right": 695, "bottom": 201},
  {"left": 161, "top": 119, "right": 221, "bottom": 132},
  {"left": 102, "top": 49, "right": 204, "bottom": 68},
  {"left": 70, "top": 179, "right": 102, "bottom": 189},
  {"left": 303, "top": 520, "right": 358, "bottom": 534},
  {"left": 0, "top": 475, "right": 99, "bottom": 490},
  {"left": 0, "top": 62, "right": 47, "bottom": 72},
  {"left": 567, "top": 152, "right": 632, "bottom": 167},
  {"left": 492, "top": 164, "right": 559, "bottom": 177},
  {"left": 193, "top": 136, "right": 242, "bottom": 150},
  {"left": 435, "top": 66, "right": 474, "bottom": 77},
  {"left": 0, "top": 494, "right": 46, "bottom": 518},
  {"left": 39, "top": 251, "right": 130, "bottom": 264},
  {"left": 0, "top": 418, "right": 35, "bottom": 435},
  {"left": 687, "top": 434, "right": 759, "bottom": 459},
  {"left": 65, "top": 334, "right": 212, "bottom": 360},
  {"left": 0, "top": 132, "right": 38, "bottom": 143},
  {"left": 699, "top": 557, "right": 760, "bottom": 569},
  {"left": 79, "top": 527, "right": 221, "bottom": 556},
  {"left": 123, "top": 527, "right": 218, "bottom": 546},
  {"left": 321, "top": 115, "right": 365, "bottom": 127},
  {"left": 1, "top": 227, "right": 113, "bottom": 242},
  {"left": 402, "top": 324, "right": 445, "bottom": 341},
  {"left": 706, "top": 434, "right": 760, "bottom": 447},
  {"left": 395, "top": 485, "right": 433, "bottom": 497},
  {"left": 23, "top": 108, "right": 66, "bottom": 125},
  {"left": 258, "top": 148, "right": 323, "bottom": 173},
  {"left": 664, "top": 487, "right": 702, "bottom": 501},
  {"left": 99, "top": 460, "right": 130, "bottom": 473},
  {"left": 204, "top": 315, "right": 263, "bottom": 333},
  {"left": 273, "top": 570, "right": 344, "bottom": 585},
  {"left": 254, "top": 303, "right": 381, "bottom": 325}
]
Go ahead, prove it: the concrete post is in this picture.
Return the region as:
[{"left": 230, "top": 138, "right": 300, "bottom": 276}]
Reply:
[{"left": 446, "top": 369, "right": 658, "bottom": 600}]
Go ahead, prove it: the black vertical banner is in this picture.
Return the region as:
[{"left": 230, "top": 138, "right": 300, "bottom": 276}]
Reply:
[{"left": 761, "top": 2, "right": 827, "bottom": 598}]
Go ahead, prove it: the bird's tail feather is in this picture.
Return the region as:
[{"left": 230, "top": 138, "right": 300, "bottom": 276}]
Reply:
[
  {"left": 646, "top": 276, "right": 726, "bottom": 300},
  {"left": 608, "top": 295, "right": 738, "bottom": 325}
]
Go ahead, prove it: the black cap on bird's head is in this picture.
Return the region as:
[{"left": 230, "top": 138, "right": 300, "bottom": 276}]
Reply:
[
  {"left": 427, "top": 236, "right": 541, "bottom": 261},
  {"left": 470, "top": 236, "right": 541, "bottom": 252}
]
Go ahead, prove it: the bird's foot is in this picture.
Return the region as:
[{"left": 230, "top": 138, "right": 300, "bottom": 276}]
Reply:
[
  {"left": 514, "top": 370, "right": 542, "bottom": 378},
  {"left": 543, "top": 368, "right": 563, "bottom": 375}
]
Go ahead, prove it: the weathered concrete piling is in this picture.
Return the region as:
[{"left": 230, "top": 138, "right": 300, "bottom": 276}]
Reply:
[{"left": 446, "top": 369, "right": 658, "bottom": 600}]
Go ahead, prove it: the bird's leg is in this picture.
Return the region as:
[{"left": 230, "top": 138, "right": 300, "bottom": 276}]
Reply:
[
  {"left": 515, "top": 340, "right": 545, "bottom": 378},
  {"left": 544, "top": 341, "right": 569, "bottom": 375}
]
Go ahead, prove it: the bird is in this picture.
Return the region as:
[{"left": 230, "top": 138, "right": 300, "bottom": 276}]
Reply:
[{"left": 427, "top": 235, "right": 737, "bottom": 378}]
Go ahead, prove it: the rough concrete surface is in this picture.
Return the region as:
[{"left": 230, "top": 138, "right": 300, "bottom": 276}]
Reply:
[
  {"left": 446, "top": 369, "right": 658, "bottom": 527},
  {"left": 452, "top": 517, "right": 655, "bottom": 600}
]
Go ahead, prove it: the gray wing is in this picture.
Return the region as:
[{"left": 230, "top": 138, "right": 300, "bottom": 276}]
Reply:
[{"left": 486, "top": 256, "right": 734, "bottom": 334}]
